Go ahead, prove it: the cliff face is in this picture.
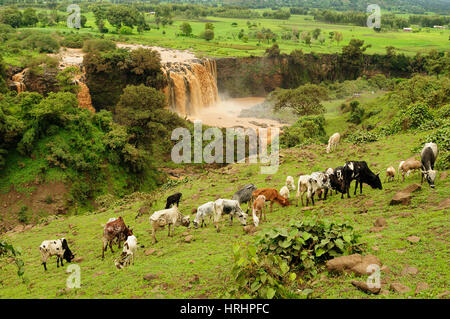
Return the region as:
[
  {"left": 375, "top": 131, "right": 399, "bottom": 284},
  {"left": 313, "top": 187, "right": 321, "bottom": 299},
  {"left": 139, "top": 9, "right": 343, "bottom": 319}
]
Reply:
[
  {"left": 22, "top": 67, "right": 59, "bottom": 95},
  {"left": 214, "top": 53, "right": 419, "bottom": 98}
]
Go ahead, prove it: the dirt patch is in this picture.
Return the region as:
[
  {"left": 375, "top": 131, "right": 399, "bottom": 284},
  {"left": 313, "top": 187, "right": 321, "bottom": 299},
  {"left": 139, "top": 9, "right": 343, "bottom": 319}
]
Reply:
[{"left": 0, "top": 181, "right": 69, "bottom": 233}]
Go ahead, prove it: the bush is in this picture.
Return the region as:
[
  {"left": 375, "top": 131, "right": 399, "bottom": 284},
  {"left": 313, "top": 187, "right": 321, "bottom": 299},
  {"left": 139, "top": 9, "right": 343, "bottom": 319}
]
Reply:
[
  {"left": 82, "top": 39, "right": 116, "bottom": 53},
  {"left": 402, "top": 103, "right": 434, "bottom": 129},
  {"left": 18, "top": 205, "right": 29, "bottom": 224},
  {"left": 347, "top": 130, "right": 380, "bottom": 144},
  {"left": 228, "top": 219, "right": 362, "bottom": 298},
  {"left": 119, "top": 26, "right": 133, "bottom": 35},
  {"left": 280, "top": 115, "right": 326, "bottom": 147}
]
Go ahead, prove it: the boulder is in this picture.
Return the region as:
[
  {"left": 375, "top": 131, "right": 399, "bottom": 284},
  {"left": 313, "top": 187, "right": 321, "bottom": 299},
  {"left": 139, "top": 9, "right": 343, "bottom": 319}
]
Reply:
[
  {"left": 374, "top": 218, "right": 387, "bottom": 227},
  {"left": 415, "top": 282, "right": 429, "bottom": 294},
  {"left": 351, "top": 280, "right": 381, "bottom": 294},
  {"left": 143, "top": 274, "right": 158, "bottom": 281},
  {"left": 185, "top": 235, "right": 194, "bottom": 243},
  {"left": 390, "top": 283, "right": 411, "bottom": 294},
  {"left": 390, "top": 192, "right": 411, "bottom": 205},
  {"left": 407, "top": 236, "right": 421, "bottom": 243},
  {"left": 401, "top": 266, "right": 419, "bottom": 276},
  {"left": 438, "top": 198, "right": 450, "bottom": 210},
  {"left": 145, "top": 249, "right": 156, "bottom": 256},
  {"left": 390, "top": 184, "right": 421, "bottom": 206}
]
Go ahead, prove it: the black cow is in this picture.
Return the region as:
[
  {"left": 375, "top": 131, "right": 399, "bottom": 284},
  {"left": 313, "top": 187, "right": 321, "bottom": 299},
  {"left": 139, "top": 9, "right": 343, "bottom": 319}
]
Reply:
[
  {"left": 165, "top": 192, "right": 182, "bottom": 209},
  {"left": 330, "top": 166, "right": 346, "bottom": 199},
  {"left": 421, "top": 142, "right": 438, "bottom": 188},
  {"left": 232, "top": 184, "right": 257, "bottom": 213},
  {"left": 343, "top": 161, "right": 382, "bottom": 198}
]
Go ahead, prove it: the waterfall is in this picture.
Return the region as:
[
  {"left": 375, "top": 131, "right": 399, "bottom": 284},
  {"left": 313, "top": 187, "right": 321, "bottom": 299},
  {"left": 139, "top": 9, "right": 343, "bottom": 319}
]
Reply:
[
  {"left": 163, "top": 59, "right": 219, "bottom": 116},
  {"left": 12, "top": 69, "right": 26, "bottom": 94}
]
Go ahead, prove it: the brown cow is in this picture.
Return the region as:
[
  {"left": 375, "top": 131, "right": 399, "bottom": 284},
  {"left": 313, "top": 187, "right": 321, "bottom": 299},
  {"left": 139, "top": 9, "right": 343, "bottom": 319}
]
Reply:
[
  {"left": 102, "top": 217, "right": 133, "bottom": 259},
  {"left": 252, "top": 188, "right": 289, "bottom": 214}
]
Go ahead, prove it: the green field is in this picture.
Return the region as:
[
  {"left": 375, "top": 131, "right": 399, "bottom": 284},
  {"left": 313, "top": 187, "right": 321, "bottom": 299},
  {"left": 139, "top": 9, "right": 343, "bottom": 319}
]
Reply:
[
  {"left": 1, "top": 93, "right": 449, "bottom": 299},
  {"left": 4, "top": 10, "right": 449, "bottom": 65}
]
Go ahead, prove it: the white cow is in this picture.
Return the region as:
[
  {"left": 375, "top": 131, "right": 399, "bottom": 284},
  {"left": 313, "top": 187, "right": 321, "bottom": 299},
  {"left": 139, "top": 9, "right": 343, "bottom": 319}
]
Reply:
[
  {"left": 285, "top": 176, "right": 296, "bottom": 191},
  {"left": 326, "top": 133, "right": 340, "bottom": 153},
  {"left": 193, "top": 201, "right": 215, "bottom": 228}
]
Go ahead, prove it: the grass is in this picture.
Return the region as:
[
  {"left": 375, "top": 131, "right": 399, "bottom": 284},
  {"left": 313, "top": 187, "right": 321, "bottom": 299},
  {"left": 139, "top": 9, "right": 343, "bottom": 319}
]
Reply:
[{"left": 1, "top": 123, "right": 448, "bottom": 298}]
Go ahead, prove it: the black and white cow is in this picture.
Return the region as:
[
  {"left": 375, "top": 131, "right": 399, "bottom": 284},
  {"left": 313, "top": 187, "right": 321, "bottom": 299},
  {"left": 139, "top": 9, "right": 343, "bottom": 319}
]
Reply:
[
  {"left": 329, "top": 166, "right": 346, "bottom": 199},
  {"left": 39, "top": 238, "right": 75, "bottom": 271},
  {"left": 421, "top": 142, "right": 438, "bottom": 188},
  {"left": 213, "top": 199, "right": 247, "bottom": 232},
  {"left": 343, "top": 161, "right": 382, "bottom": 198}
]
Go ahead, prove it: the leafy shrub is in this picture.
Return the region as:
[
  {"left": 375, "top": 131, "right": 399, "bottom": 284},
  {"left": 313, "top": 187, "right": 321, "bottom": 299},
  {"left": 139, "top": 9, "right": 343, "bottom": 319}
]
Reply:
[
  {"left": 228, "top": 219, "right": 362, "bottom": 298},
  {"left": 402, "top": 103, "right": 434, "bottom": 129},
  {"left": 436, "top": 104, "right": 450, "bottom": 119},
  {"left": 280, "top": 115, "right": 326, "bottom": 147},
  {"left": 347, "top": 101, "right": 365, "bottom": 124},
  {"left": 119, "top": 26, "right": 133, "bottom": 35},
  {"left": 82, "top": 39, "right": 116, "bottom": 53},
  {"left": 347, "top": 130, "right": 379, "bottom": 144},
  {"left": 18, "top": 205, "right": 29, "bottom": 224}
]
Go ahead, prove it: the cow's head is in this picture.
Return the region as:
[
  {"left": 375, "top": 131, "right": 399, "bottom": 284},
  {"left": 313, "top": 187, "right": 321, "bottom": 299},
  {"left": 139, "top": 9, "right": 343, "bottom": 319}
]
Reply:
[
  {"left": 181, "top": 215, "right": 191, "bottom": 228},
  {"left": 61, "top": 239, "right": 75, "bottom": 263},
  {"left": 370, "top": 173, "right": 383, "bottom": 190},
  {"left": 279, "top": 195, "right": 290, "bottom": 206},
  {"left": 422, "top": 169, "right": 437, "bottom": 188},
  {"left": 236, "top": 211, "right": 247, "bottom": 226}
]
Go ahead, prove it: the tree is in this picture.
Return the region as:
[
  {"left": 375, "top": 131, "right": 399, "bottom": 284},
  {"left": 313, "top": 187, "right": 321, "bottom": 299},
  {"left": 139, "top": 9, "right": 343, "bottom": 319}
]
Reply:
[
  {"left": 80, "top": 15, "right": 87, "bottom": 28},
  {"left": 107, "top": 5, "right": 141, "bottom": 31},
  {"left": 0, "top": 7, "right": 22, "bottom": 28},
  {"left": 204, "top": 29, "right": 214, "bottom": 41},
  {"left": 312, "top": 28, "right": 321, "bottom": 40},
  {"left": 22, "top": 8, "right": 38, "bottom": 27},
  {"left": 271, "top": 84, "right": 328, "bottom": 116},
  {"left": 180, "top": 22, "right": 192, "bottom": 36},
  {"left": 334, "top": 32, "right": 343, "bottom": 46},
  {"left": 205, "top": 22, "right": 214, "bottom": 31},
  {"left": 265, "top": 44, "right": 281, "bottom": 58},
  {"left": 341, "top": 39, "right": 371, "bottom": 79}
]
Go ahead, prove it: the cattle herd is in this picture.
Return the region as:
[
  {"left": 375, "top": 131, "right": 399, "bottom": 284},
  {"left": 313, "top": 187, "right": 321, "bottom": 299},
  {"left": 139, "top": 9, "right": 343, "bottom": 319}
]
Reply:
[{"left": 38, "top": 140, "right": 440, "bottom": 271}]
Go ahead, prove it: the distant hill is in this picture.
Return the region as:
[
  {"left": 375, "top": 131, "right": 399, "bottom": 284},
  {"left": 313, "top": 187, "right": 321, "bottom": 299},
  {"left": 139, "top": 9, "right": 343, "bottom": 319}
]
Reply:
[{"left": 164, "top": 0, "right": 450, "bottom": 15}]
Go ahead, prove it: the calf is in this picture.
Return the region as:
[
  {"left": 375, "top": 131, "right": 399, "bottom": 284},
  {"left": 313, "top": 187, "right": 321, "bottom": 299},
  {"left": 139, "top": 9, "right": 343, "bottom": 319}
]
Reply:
[
  {"left": 421, "top": 142, "right": 438, "bottom": 188},
  {"left": 325, "top": 167, "right": 335, "bottom": 195},
  {"left": 149, "top": 206, "right": 190, "bottom": 244},
  {"left": 296, "top": 175, "right": 321, "bottom": 206},
  {"left": 213, "top": 199, "right": 247, "bottom": 232},
  {"left": 165, "top": 192, "right": 182, "bottom": 209},
  {"left": 102, "top": 217, "right": 133, "bottom": 259},
  {"left": 252, "top": 188, "right": 289, "bottom": 213},
  {"left": 310, "top": 171, "right": 332, "bottom": 201},
  {"left": 398, "top": 159, "right": 422, "bottom": 182},
  {"left": 115, "top": 235, "right": 137, "bottom": 269},
  {"left": 232, "top": 184, "right": 257, "bottom": 213},
  {"left": 252, "top": 195, "right": 266, "bottom": 224},
  {"left": 329, "top": 166, "right": 346, "bottom": 199},
  {"left": 326, "top": 132, "right": 340, "bottom": 153},
  {"left": 39, "top": 238, "right": 75, "bottom": 271},
  {"left": 279, "top": 186, "right": 290, "bottom": 199},
  {"left": 285, "top": 176, "right": 296, "bottom": 191},
  {"left": 343, "top": 161, "right": 382, "bottom": 198},
  {"left": 193, "top": 201, "right": 215, "bottom": 228},
  {"left": 385, "top": 166, "right": 395, "bottom": 182}
]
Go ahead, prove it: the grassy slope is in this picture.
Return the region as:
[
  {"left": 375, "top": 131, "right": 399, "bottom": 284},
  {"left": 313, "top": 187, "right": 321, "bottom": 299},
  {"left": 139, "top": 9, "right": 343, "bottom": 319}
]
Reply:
[{"left": 1, "top": 103, "right": 449, "bottom": 298}]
